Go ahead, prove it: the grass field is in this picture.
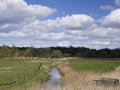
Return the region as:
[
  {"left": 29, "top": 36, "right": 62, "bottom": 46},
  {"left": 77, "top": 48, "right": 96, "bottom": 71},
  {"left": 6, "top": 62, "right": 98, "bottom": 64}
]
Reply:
[
  {"left": 69, "top": 59, "right": 120, "bottom": 72},
  {"left": 0, "top": 59, "right": 55, "bottom": 90},
  {"left": 0, "top": 59, "right": 38, "bottom": 83},
  {"left": 56, "top": 59, "right": 120, "bottom": 90},
  {"left": 1, "top": 58, "right": 120, "bottom": 90}
]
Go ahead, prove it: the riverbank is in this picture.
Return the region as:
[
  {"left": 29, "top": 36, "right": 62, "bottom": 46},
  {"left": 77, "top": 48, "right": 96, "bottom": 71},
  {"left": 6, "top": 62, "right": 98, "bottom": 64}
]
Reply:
[
  {"left": 4, "top": 59, "right": 120, "bottom": 90},
  {"left": 43, "top": 67, "right": 62, "bottom": 89},
  {"left": 57, "top": 62, "right": 120, "bottom": 90},
  {"left": 3, "top": 60, "right": 56, "bottom": 90}
]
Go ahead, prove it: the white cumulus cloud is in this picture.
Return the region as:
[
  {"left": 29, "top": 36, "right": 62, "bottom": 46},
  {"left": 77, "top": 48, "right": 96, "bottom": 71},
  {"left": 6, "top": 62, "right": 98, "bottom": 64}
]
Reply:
[
  {"left": 0, "top": 0, "right": 120, "bottom": 49},
  {"left": 101, "top": 8, "right": 120, "bottom": 28},
  {"left": 100, "top": 5, "right": 114, "bottom": 10},
  {"left": 23, "top": 14, "right": 95, "bottom": 33},
  {"left": 0, "top": 0, "right": 56, "bottom": 24}
]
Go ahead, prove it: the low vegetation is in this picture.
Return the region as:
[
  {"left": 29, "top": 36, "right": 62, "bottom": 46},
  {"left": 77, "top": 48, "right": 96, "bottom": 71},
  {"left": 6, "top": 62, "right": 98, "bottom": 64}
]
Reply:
[
  {"left": 57, "top": 59, "right": 120, "bottom": 90},
  {"left": 69, "top": 59, "right": 120, "bottom": 72},
  {"left": 1, "top": 58, "right": 120, "bottom": 90},
  {"left": 0, "top": 59, "right": 55, "bottom": 90}
]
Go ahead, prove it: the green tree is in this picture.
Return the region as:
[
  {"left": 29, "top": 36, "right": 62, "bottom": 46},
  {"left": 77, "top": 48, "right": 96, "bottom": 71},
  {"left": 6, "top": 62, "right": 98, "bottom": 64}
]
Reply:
[
  {"left": 24, "top": 48, "right": 33, "bottom": 57},
  {"left": 39, "top": 48, "right": 51, "bottom": 58},
  {"left": 11, "top": 45, "right": 19, "bottom": 58},
  {"left": 82, "top": 50, "right": 96, "bottom": 58},
  {"left": 51, "top": 50, "right": 63, "bottom": 58},
  {"left": 1, "top": 45, "right": 11, "bottom": 58},
  {"left": 75, "top": 53, "right": 82, "bottom": 57}
]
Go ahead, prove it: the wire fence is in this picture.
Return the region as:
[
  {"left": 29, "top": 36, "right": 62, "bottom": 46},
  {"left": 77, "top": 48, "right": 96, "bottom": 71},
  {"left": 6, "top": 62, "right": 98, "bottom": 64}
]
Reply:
[{"left": 0, "top": 63, "right": 41, "bottom": 88}]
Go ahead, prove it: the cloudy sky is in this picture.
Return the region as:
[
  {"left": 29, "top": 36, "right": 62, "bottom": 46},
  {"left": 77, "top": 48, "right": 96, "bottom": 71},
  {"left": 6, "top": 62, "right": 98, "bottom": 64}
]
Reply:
[{"left": 0, "top": 0, "right": 120, "bottom": 49}]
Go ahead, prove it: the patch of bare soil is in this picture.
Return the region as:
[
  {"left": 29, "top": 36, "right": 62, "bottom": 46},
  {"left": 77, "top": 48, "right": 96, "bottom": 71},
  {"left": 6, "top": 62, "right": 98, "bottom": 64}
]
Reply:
[{"left": 0, "top": 66, "right": 15, "bottom": 73}]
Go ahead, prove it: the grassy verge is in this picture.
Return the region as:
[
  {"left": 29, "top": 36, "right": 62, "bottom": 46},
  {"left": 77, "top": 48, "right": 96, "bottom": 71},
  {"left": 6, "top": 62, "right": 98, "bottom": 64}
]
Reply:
[
  {"left": 0, "top": 59, "right": 56, "bottom": 90},
  {"left": 69, "top": 59, "right": 120, "bottom": 72},
  {"left": 0, "top": 59, "right": 40, "bottom": 83}
]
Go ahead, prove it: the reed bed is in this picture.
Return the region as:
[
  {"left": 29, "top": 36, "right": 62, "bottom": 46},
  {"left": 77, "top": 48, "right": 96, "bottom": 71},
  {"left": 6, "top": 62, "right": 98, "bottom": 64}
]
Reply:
[{"left": 11, "top": 61, "right": 120, "bottom": 90}]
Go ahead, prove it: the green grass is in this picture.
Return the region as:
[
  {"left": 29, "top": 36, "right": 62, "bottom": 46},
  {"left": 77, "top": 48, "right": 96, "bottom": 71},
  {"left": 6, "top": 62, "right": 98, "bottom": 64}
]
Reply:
[
  {"left": 69, "top": 59, "right": 120, "bottom": 72},
  {"left": 0, "top": 59, "right": 55, "bottom": 90},
  {"left": 0, "top": 59, "right": 39, "bottom": 83},
  {"left": 0, "top": 59, "right": 23, "bottom": 68}
]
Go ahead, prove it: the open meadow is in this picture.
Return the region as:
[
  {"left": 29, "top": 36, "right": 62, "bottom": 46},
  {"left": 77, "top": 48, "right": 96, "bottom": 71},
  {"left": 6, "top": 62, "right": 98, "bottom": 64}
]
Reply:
[
  {"left": 1, "top": 58, "right": 120, "bottom": 90},
  {"left": 69, "top": 59, "right": 120, "bottom": 72},
  {"left": 0, "top": 59, "right": 56, "bottom": 90},
  {"left": 57, "top": 59, "right": 120, "bottom": 90}
]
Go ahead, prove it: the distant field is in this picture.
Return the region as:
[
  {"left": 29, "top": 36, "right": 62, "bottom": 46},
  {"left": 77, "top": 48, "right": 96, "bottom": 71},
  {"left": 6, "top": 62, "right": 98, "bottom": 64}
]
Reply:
[{"left": 69, "top": 59, "right": 120, "bottom": 72}]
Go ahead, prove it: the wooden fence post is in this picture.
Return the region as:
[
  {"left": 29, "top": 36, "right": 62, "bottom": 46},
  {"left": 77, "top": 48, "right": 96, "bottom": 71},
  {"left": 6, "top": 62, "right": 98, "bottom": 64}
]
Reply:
[
  {"left": 19, "top": 76, "right": 21, "bottom": 83},
  {"left": 24, "top": 73, "right": 26, "bottom": 80},
  {"left": 9, "top": 79, "right": 12, "bottom": 88},
  {"left": 27, "top": 72, "right": 29, "bottom": 78},
  {"left": 38, "top": 63, "right": 41, "bottom": 71},
  {"left": 31, "top": 71, "right": 33, "bottom": 76}
]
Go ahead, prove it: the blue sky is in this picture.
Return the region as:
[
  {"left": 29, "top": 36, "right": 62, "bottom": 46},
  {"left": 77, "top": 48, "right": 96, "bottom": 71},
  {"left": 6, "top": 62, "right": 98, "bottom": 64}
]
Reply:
[
  {"left": 0, "top": 0, "right": 120, "bottom": 49},
  {"left": 25, "top": 0, "right": 116, "bottom": 18}
]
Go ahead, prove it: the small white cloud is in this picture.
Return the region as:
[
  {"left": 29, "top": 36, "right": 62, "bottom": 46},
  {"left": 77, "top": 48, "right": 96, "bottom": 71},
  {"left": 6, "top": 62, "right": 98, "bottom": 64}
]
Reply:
[
  {"left": 0, "top": 31, "right": 26, "bottom": 38},
  {"left": 91, "top": 40, "right": 111, "bottom": 45},
  {"left": 115, "top": 0, "right": 120, "bottom": 6},
  {"left": 83, "top": 40, "right": 112, "bottom": 49},
  {"left": 58, "top": 41, "right": 70, "bottom": 47},
  {"left": 100, "top": 5, "right": 114, "bottom": 10}
]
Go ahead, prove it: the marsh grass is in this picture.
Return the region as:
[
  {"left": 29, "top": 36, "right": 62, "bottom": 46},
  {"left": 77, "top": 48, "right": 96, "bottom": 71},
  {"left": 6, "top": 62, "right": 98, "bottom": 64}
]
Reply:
[
  {"left": 17, "top": 59, "right": 120, "bottom": 90},
  {"left": 0, "top": 59, "right": 55, "bottom": 90},
  {"left": 56, "top": 60, "right": 120, "bottom": 90},
  {"left": 0, "top": 59, "right": 40, "bottom": 84},
  {"left": 1, "top": 59, "right": 120, "bottom": 90},
  {"left": 69, "top": 60, "right": 120, "bottom": 72}
]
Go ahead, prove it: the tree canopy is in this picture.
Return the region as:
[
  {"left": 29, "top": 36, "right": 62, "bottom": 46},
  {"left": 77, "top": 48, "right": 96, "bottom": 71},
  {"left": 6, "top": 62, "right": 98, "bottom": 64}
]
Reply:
[{"left": 0, "top": 45, "right": 120, "bottom": 58}]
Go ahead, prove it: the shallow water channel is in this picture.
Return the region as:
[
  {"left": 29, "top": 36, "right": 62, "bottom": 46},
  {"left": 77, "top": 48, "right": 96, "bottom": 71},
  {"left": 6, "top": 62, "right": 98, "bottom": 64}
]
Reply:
[{"left": 43, "top": 67, "right": 62, "bottom": 88}]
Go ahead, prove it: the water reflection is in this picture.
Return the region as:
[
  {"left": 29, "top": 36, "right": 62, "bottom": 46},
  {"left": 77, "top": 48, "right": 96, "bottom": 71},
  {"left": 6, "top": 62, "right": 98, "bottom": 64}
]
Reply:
[{"left": 43, "top": 67, "right": 62, "bottom": 88}]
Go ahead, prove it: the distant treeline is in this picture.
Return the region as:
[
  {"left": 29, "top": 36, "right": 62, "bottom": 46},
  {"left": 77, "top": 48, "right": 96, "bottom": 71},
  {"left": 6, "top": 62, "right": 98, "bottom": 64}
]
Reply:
[
  {"left": 51, "top": 47, "right": 120, "bottom": 58},
  {"left": 0, "top": 45, "right": 120, "bottom": 58}
]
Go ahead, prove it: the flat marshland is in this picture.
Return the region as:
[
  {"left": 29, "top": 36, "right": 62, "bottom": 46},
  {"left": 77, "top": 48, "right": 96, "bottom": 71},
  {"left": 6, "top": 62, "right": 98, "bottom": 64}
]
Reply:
[
  {"left": 69, "top": 59, "right": 120, "bottom": 72},
  {"left": 1, "top": 58, "right": 120, "bottom": 90},
  {"left": 0, "top": 59, "right": 56, "bottom": 90},
  {"left": 57, "top": 59, "right": 120, "bottom": 90}
]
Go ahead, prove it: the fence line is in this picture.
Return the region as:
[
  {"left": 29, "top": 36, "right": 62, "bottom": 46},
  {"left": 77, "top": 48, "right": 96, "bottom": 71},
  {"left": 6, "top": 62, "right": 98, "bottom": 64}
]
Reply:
[
  {"left": 0, "top": 80, "right": 16, "bottom": 87},
  {"left": 0, "top": 63, "right": 41, "bottom": 87}
]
